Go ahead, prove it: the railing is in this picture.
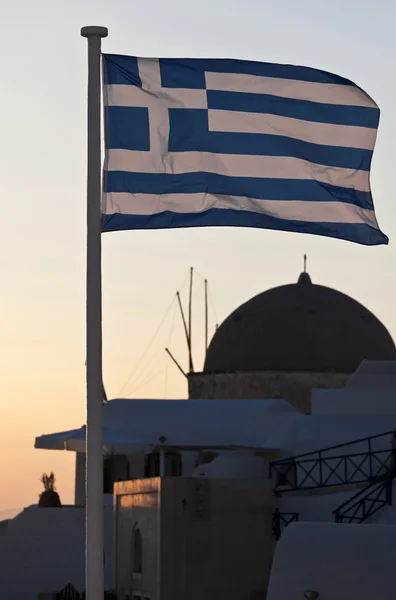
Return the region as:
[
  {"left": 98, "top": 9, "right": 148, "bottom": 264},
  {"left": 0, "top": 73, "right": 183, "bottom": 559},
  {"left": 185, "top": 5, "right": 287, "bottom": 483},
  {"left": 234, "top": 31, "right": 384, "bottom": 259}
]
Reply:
[
  {"left": 55, "top": 585, "right": 117, "bottom": 599},
  {"left": 269, "top": 430, "right": 395, "bottom": 493},
  {"left": 57, "top": 583, "right": 80, "bottom": 599},
  {"left": 333, "top": 477, "right": 393, "bottom": 524},
  {"left": 272, "top": 508, "right": 299, "bottom": 540}
]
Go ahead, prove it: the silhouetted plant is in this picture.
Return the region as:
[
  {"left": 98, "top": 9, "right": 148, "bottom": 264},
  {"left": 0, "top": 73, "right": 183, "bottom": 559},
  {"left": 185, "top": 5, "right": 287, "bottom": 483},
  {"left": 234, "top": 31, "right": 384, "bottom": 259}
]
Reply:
[{"left": 39, "top": 471, "right": 62, "bottom": 507}]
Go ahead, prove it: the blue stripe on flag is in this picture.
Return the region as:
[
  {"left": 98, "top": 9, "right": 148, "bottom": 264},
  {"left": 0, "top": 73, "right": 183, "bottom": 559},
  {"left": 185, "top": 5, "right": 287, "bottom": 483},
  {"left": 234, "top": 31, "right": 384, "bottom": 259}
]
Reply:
[
  {"left": 104, "top": 172, "right": 373, "bottom": 210},
  {"left": 207, "top": 90, "right": 379, "bottom": 129},
  {"left": 105, "top": 107, "right": 150, "bottom": 151},
  {"left": 102, "top": 210, "right": 387, "bottom": 246},
  {"left": 102, "top": 56, "right": 360, "bottom": 88},
  {"left": 167, "top": 109, "right": 373, "bottom": 170}
]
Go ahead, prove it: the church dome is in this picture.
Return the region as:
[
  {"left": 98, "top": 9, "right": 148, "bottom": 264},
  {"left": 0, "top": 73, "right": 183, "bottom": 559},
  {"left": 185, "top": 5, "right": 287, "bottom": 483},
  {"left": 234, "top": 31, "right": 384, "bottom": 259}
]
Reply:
[{"left": 204, "top": 272, "right": 396, "bottom": 374}]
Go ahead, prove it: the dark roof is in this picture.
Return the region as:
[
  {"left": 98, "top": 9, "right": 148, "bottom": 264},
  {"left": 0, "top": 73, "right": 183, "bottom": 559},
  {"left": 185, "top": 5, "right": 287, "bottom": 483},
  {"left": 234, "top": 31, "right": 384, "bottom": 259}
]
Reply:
[{"left": 204, "top": 273, "right": 396, "bottom": 374}]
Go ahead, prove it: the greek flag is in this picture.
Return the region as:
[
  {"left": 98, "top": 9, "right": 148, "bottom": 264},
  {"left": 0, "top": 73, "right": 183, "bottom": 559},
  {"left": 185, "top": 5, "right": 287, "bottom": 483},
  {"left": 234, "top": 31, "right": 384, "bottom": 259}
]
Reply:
[{"left": 102, "top": 55, "right": 387, "bottom": 245}]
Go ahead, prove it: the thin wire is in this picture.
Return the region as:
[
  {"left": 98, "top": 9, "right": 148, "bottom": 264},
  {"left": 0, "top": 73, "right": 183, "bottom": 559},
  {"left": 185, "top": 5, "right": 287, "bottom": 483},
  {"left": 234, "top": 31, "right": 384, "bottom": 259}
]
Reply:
[
  {"left": 193, "top": 268, "right": 207, "bottom": 283},
  {"left": 178, "top": 279, "right": 204, "bottom": 304},
  {"left": 129, "top": 365, "right": 165, "bottom": 396},
  {"left": 117, "top": 295, "right": 176, "bottom": 396},
  {"left": 208, "top": 286, "right": 219, "bottom": 326},
  {"left": 129, "top": 359, "right": 163, "bottom": 396},
  {"left": 192, "top": 280, "right": 204, "bottom": 300},
  {"left": 128, "top": 347, "right": 169, "bottom": 396},
  {"left": 124, "top": 347, "right": 164, "bottom": 395},
  {"left": 164, "top": 353, "right": 169, "bottom": 400},
  {"left": 117, "top": 268, "right": 191, "bottom": 397},
  {"left": 178, "top": 271, "right": 191, "bottom": 294}
]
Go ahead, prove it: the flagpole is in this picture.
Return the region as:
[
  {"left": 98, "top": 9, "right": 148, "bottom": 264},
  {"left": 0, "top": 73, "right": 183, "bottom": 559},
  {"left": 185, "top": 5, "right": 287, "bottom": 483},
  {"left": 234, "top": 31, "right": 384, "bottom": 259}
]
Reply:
[{"left": 81, "top": 25, "right": 108, "bottom": 600}]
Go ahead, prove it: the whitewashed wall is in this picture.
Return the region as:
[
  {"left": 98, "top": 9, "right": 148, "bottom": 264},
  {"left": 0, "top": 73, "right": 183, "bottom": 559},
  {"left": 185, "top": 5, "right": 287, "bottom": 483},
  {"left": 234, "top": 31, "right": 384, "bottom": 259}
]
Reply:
[
  {"left": 267, "top": 522, "right": 396, "bottom": 600},
  {"left": 0, "top": 505, "right": 114, "bottom": 599},
  {"left": 312, "top": 387, "right": 396, "bottom": 415}
]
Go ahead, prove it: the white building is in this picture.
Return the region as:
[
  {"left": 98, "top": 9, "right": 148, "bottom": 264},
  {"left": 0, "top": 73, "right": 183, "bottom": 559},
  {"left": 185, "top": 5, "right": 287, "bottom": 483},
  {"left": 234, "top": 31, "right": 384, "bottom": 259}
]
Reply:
[
  {"left": 2, "top": 272, "right": 396, "bottom": 599},
  {"left": 0, "top": 361, "right": 394, "bottom": 599}
]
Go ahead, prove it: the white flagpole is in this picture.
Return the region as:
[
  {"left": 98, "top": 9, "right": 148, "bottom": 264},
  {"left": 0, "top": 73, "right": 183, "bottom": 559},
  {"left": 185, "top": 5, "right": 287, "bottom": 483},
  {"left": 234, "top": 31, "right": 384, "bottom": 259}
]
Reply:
[{"left": 81, "top": 25, "right": 108, "bottom": 600}]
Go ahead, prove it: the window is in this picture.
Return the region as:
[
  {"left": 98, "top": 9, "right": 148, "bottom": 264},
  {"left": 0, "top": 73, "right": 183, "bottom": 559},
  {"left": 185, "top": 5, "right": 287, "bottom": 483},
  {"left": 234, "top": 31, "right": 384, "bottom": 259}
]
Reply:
[
  {"left": 133, "top": 527, "right": 143, "bottom": 576},
  {"left": 167, "top": 452, "right": 182, "bottom": 476},
  {"left": 144, "top": 451, "right": 182, "bottom": 477},
  {"left": 103, "top": 454, "right": 130, "bottom": 493},
  {"left": 145, "top": 453, "right": 159, "bottom": 478},
  {"left": 103, "top": 456, "right": 113, "bottom": 493}
]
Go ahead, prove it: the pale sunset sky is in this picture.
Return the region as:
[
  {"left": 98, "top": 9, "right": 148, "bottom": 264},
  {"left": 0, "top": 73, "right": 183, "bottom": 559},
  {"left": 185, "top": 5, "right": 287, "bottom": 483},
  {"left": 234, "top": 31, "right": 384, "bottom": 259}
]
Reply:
[{"left": 1, "top": 0, "right": 395, "bottom": 513}]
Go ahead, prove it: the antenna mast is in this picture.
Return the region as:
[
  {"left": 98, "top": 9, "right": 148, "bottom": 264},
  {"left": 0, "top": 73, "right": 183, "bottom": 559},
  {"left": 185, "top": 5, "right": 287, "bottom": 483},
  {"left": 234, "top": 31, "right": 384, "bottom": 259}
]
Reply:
[
  {"left": 177, "top": 291, "right": 190, "bottom": 350},
  {"left": 204, "top": 279, "right": 208, "bottom": 354},
  {"left": 188, "top": 267, "right": 194, "bottom": 372},
  {"left": 165, "top": 348, "right": 187, "bottom": 378}
]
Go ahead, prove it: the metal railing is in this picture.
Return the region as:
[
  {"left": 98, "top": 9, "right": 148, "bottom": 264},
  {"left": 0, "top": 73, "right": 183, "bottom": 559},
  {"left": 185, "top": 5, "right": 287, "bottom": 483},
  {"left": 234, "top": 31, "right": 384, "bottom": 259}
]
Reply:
[
  {"left": 56, "top": 584, "right": 81, "bottom": 599},
  {"left": 333, "top": 477, "right": 393, "bottom": 524},
  {"left": 55, "top": 585, "right": 117, "bottom": 599},
  {"left": 269, "top": 430, "right": 395, "bottom": 493},
  {"left": 272, "top": 508, "right": 299, "bottom": 540}
]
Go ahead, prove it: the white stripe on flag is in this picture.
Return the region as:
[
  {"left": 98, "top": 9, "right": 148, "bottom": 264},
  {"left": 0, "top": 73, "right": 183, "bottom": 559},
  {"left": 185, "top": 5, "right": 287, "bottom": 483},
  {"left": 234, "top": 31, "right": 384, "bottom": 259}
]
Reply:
[
  {"left": 208, "top": 110, "right": 377, "bottom": 150},
  {"left": 104, "top": 192, "right": 379, "bottom": 229},
  {"left": 106, "top": 149, "right": 371, "bottom": 193},
  {"left": 105, "top": 83, "right": 208, "bottom": 109},
  {"left": 205, "top": 72, "right": 377, "bottom": 108}
]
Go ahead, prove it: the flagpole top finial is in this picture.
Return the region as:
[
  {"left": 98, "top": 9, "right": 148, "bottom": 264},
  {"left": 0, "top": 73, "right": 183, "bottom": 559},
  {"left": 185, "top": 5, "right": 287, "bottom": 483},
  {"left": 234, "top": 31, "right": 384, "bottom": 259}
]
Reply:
[{"left": 81, "top": 26, "right": 108, "bottom": 38}]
